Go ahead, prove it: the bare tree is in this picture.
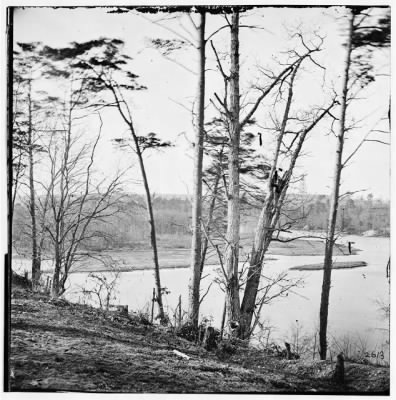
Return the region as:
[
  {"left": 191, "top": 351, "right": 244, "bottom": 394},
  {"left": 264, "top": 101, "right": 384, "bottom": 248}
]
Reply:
[
  {"left": 239, "top": 50, "right": 336, "bottom": 338},
  {"left": 134, "top": 10, "right": 205, "bottom": 327},
  {"left": 80, "top": 256, "right": 121, "bottom": 310},
  {"left": 11, "top": 57, "right": 28, "bottom": 225},
  {"left": 199, "top": 118, "right": 270, "bottom": 297},
  {"left": 319, "top": 11, "right": 355, "bottom": 360},
  {"left": 319, "top": 6, "right": 390, "bottom": 360},
  {"left": 106, "top": 89, "right": 170, "bottom": 324},
  {"left": 210, "top": 19, "right": 335, "bottom": 337},
  {"left": 26, "top": 79, "right": 40, "bottom": 288},
  {"left": 110, "top": 99, "right": 169, "bottom": 323},
  {"left": 12, "top": 42, "right": 52, "bottom": 289},
  {"left": 244, "top": 271, "right": 304, "bottom": 339},
  {"left": 145, "top": 9, "right": 277, "bottom": 329},
  {"left": 41, "top": 112, "right": 125, "bottom": 297},
  {"left": 12, "top": 42, "right": 128, "bottom": 297},
  {"left": 188, "top": 10, "right": 207, "bottom": 328},
  {"left": 41, "top": 39, "right": 172, "bottom": 321},
  {"left": 144, "top": 10, "right": 248, "bottom": 329},
  {"left": 222, "top": 10, "right": 243, "bottom": 328}
]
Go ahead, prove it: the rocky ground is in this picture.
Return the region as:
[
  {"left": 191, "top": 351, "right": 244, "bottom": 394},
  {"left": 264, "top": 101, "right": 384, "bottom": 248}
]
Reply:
[{"left": 7, "top": 280, "right": 389, "bottom": 394}]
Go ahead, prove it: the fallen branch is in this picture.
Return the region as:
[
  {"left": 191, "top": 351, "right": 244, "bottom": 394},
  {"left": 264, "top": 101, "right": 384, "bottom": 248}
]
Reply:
[{"left": 172, "top": 349, "right": 190, "bottom": 360}]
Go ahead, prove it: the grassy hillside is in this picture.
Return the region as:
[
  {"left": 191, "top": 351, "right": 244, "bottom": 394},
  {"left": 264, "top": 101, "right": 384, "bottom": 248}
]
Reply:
[{"left": 8, "top": 282, "right": 389, "bottom": 393}]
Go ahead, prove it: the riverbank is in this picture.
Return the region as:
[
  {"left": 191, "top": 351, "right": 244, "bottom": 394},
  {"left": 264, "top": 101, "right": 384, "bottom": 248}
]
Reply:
[
  {"left": 290, "top": 261, "right": 368, "bottom": 271},
  {"left": 65, "top": 237, "right": 357, "bottom": 273},
  {"left": 8, "top": 282, "right": 389, "bottom": 393}
]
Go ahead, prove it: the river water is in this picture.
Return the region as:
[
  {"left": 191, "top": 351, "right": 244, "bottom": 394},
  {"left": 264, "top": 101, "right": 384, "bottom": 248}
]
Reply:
[{"left": 12, "top": 235, "right": 390, "bottom": 362}]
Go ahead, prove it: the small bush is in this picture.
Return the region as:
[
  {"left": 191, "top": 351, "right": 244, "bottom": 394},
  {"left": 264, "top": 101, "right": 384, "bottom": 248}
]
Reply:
[
  {"left": 12, "top": 271, "right": 31, "bottom": 289},
  {"left": 176, "top": 322, "right": 197, "bottom": 342},
  {"left": 130, "top": 310, "right": 152, "bottom": 326},
  {"left": 216, "top": 339, "right": 238, "bottom": 360}
]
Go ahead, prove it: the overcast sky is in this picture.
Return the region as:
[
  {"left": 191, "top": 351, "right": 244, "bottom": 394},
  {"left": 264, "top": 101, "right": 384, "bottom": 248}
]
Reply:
[{"left": 12, "top": 5, "right": 391, "bottom": 200}]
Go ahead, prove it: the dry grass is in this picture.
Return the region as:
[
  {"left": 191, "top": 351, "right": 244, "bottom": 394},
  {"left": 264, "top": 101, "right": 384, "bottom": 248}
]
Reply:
[{"left": 8, "top": 285, "right": 389, "bottom": 394}]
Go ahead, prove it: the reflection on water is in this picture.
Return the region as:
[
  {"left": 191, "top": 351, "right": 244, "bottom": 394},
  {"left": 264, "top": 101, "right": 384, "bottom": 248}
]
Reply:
[{"left": 13, "top": 235, "right": 390, "bottom": 363}]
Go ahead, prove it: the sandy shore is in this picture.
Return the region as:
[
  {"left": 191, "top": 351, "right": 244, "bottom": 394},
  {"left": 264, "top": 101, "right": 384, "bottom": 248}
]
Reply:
[
  {"left": 69, "top": 238, "right": 358, "bottom": 273},
  {"left": 290, "top": 261, "right": 368, "bottom": 271},
  {"left": 13, "top": 237, "right": 360, "bottom": 275}
]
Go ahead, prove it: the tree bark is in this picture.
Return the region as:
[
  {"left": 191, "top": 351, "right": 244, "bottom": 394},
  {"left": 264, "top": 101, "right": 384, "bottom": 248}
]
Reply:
[
  {"left": 224, "top": 11, "right": 241, "bottom": 330},
  {"left": 200, "top": 168, "right": 221, "bottom": 274},
  {"left": 239, "top": 65, "right": 299, "bottom": 338},
  {"left": 51, "top": 243, "right": 61, "bottom": 297},
  {"left": 239, "top": 75, "right": 335, "bottom": 339},
  {"left": 27, "top": 80, "right": 41, "bottom": 290},
  {"left": 136, "top": 142, "right": 166, "bottom": 323},
  {"left": 51, "top": 99, "right": 72, "bottom": 298},
  {"left": 239, "top": 197, "right": 274, "bottom": 337},
  {"left": 188, "top": 11, "right": 206, "bottom": 328},
  {"left": 105, "top": 75, "right": 167, "bottom": 323},
  {"left": 319, "top": 11, "right": 354, "bottom": 360},
  {"left": 333, "top": 353, "right": 345, "bottom": 384},
  {"left": 203, "top": 326, "right": 217, "bottom": 351}
]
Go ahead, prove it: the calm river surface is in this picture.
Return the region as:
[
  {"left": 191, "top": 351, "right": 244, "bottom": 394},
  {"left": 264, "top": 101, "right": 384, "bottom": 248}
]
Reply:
[{"left": 13, "top": 235, "right": 390, "bottom": 360}]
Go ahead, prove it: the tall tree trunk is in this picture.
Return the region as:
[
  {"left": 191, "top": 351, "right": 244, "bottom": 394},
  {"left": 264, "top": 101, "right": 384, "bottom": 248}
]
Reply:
[
  {"left": 319, "top": 11, "right": 354, "bottom": 360},
  {"left": 224, "top": 11, "right": 241, "bottom": 330},
  {"left": 239, "top": 64, "right": 298, "bottom": 338},
  {"left": 27, "top": 80, "right": 40, "bottom": 290},
  {"left": 239, "top": 82, "right": 335, "bottom": 339},
  {"left": 240, "top": 194, "right": 274, "bottom": 337},
  {"left": 51, "top": 101, "right": 72, "bottom": 297},
  {"left": 188, "top": 11, "right": 206, "bottom": 328},
  {"left": 106, "top": 78, "right": 166, "bottom": 323},
  {"left": 134, "top": 134, "right": 166, "bottom": 323}
]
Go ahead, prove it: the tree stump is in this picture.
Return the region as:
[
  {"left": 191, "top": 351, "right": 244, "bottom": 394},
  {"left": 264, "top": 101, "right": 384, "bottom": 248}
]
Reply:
[
  {"left": 196, "top": 324, "right": 205, "bottom": 344},
  {"left": 334, "top": 353, "right": 345, "bottom": 384},
  {"left": 203, "top": 326, "right": 217, "bottom": 351},
  {"left": 285, "top": 342, "right": 292, "bottom": 360}
]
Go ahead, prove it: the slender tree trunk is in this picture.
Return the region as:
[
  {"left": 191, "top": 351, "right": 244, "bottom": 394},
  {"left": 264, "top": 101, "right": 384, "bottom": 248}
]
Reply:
[
  {"left": 199, "top": 170, "right": 221, "bottom": 274},
  {"left": 52, "top": 240, "right": 61, "bottom": 297},
  {"left": 134, "top": 137, "right": 166, "bottom": 323},
  {"left": 188, "top": 11, "right": 206, "bottom": 328},
  {"left": 11, "top": 152, "right": 23, "bottom": 225},
  {"left": 106, "top": 78, "right": 166, "bottom": 322},
  {"left": 51, "top": 102, "right": 71, "bottom": 297},
  {"left": 27, "top": 80, "right": 40, "bottom": 290},
  {"left": 224, "top": 11, "right": 241, "bottom": 330},
  {"left": 319, "top": 11, "right": 354, "bottom": 360}
]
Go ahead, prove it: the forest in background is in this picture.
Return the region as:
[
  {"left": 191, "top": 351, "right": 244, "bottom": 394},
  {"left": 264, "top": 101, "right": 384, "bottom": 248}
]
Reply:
[
  {"left": 9, "top": 6, "right": 390, "bottom": 380},
  {"left": 12, "top": 192, "right": 389, "bottom": 254}
]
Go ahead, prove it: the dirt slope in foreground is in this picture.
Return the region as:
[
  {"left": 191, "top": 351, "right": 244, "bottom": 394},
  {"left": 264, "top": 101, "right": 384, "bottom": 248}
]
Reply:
[{"left": 8, "top": 286, "right": 389, "bottom": 394}]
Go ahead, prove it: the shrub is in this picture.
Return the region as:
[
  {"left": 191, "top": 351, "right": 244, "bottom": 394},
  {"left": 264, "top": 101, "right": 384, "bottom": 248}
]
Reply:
[
  {"left": 216, "top": 339, "right": 238, "bottom": 360},
  {"left": 176, "top": 322, "right": 197, "bottom": 342}
]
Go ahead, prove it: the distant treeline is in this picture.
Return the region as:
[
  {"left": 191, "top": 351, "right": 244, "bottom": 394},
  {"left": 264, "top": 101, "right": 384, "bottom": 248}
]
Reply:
[
  {"left": 295, "top": 193, "right": 389, "bottom": 235},
  {"left": 12, "top": 192, "right": 389, "bottom": 253},
  {"left": 243, "top": 193, "right": 390, "bottom": 237}
]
